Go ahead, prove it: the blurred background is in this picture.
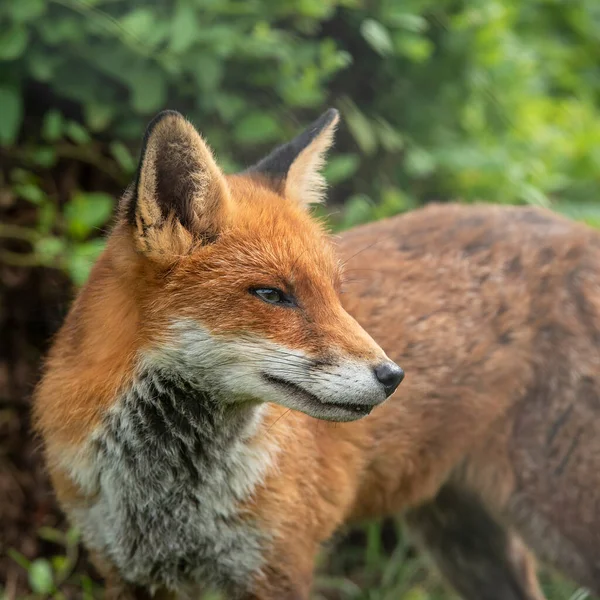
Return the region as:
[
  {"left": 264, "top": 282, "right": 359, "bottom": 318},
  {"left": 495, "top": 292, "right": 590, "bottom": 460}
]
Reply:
[{"left": 1, "top": 0, "right": 599, "bottom": 598}]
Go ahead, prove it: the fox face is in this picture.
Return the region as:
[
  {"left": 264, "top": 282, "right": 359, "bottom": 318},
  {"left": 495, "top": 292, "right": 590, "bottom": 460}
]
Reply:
[{"left": 117, "top": 109, "right": 404, "bottom": 422}]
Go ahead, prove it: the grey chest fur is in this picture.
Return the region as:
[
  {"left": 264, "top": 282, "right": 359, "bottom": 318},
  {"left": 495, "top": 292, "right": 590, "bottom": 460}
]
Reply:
[{"left": 75, "top": 369, "right": 272, "bottom": 593}]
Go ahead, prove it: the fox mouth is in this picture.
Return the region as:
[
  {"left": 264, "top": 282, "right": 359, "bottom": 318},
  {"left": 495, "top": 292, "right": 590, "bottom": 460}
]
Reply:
[{"left": 262, "top": 374, "right": 374, "bottom": 421}]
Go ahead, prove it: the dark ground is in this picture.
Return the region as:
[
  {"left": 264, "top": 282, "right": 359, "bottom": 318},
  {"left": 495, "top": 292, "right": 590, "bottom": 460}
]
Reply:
[{"left": 0, "top": 260, "right": 86, "bottom": 595}]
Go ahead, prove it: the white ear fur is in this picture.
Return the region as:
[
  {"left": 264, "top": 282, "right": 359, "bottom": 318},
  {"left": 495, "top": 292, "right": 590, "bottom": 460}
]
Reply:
[
  {"left": 245, "top": 109, "right": 340, "bottom": 207},
  {"left": 285, "top": 111, "right": 339, "bottom": 206}
]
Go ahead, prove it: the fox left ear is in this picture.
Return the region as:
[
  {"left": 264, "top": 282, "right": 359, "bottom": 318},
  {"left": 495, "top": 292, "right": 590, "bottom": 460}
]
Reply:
[
  {"left": 124, "top": 110, "right": 231, "bottom": 261},
  {"left": 247, "top": 109, "right": 339, "bottom": 206}
]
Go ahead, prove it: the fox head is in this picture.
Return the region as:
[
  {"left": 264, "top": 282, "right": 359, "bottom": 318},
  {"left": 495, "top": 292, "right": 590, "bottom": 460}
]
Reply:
[{"left": 113, "top": 109, "right": 403, "bottom": 422}]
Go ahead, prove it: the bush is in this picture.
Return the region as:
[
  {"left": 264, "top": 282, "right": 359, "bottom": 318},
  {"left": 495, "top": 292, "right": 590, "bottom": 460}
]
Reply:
[{"left": 1, "top": 0, "right": 600, "bottom": 276}]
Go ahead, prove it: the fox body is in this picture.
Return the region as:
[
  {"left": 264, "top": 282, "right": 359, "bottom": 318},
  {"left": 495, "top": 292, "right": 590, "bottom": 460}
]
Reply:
[{"left": 34, "top": 110, "right": 599, "bottom": 600}]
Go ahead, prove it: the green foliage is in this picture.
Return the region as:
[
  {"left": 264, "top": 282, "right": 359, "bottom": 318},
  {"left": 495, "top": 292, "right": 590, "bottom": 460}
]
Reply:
[
  {"left": 327, "top": 0, "right": 600, "bottom": 214},
  {"left": 2, "top": 0, "right": 600, "bottom": 282},
  {"left": 28, "top": 560, "right": 54, "bottom": 595},
  {"left": 6, "top": 527, "right": 100, "bottom": 600},
  {"left": 0, "top": 0, "right": 350, "bottom": 150},
  {"left": 0, "top": 175, "right": 113, "bottom": 283}
]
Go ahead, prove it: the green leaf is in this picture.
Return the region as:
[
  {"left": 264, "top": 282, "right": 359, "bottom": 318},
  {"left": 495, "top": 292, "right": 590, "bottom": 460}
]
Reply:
[
  {"left": 51, "top": 556, "right": 69, "bottom": 579},
  {"left": 0, "top": 85, "right": 22, "bottom": 145},
  {"left": 342, "top": 100, "right": 377, "bottom": 155},
  {"left": 11, "top": 167, "right": 36, "bottom": 184},
  {"left": 405, "top": 147, "right": 436, "bottom": 178},
  {"left": 190, "top": 55, "right": 223, "bottom": 93},
  {"left": 376, "top": 119, "right": 405, "bottom": 152},
  {"left": 64, "top": 192, "right": 114, "bottom": 240},
  {"left": 42, "top": 110, "right": 63, "bottom": 142},
  {"left": 84, "top": 103, "right": 114, "bottom": 132},
  {"left": 28, "top": 50, "right": 58, "bottom": 82},
  {"left": 213, "top": 93, "right": 245, "bottom": 122},
  {"left": 386, "top": 12, "right": 428, "bottom": 33},
  {"left": 399, "top": 588, "right": 430, "bottom": 600},
  {"left": 395, "top": 33, "right": 433, "bottom": 63},
  {"left": 65, "top": 527, "right": 81, "bottom": 547},
  {"left": 519, "top": 183, "right": 549, "bottom": 207},
  {"left": 234, "top": 113, "right": 281, "bottom": 144},
  {"left": 80, "top": 574, "right": 96, "bottom": 600},
  {"left": 340, "top": 194, "right": 375, "bottom": 228},
  {"left": 13, "top": 182, "right": 46, "bottom": 204},
  {"left": 128, "top": 68, "right": 167, "bottom": 114},
  {"left": 0, "top": 27, "right": 28, "bottom": 60},
  {"left": 10, "top": 0, "right": 45, "bottom": 22},
  {"left": 170, "top": 1, "right": 198, "bottom": 54},
  {"left": 360, "top": 19, "right": 393, "bottom": 56},
  {"left": 65, "top": 120, "right": 91, "bottom": 144},
  {"left": 365, "top": 520, "right": 383, "bottom": 570},
  {"left": 7, "top": 549, "right": 30, "bottom": 570},
  {"left": 119, "top": 8, "right": 156, "bottom": 44},
  {"left": 379, "top": 187, "right": 415, "bottom": 216},
  {"left": 38, "top": 202, "right": 57, "bottom": 234},
  {"left": 67, "top": 240, "right": 106, "bottom": 286},
  {"left": 110, "top": 141, "right": 136, "bottom": 173},
  {"left": 30, "top": 147, "right": 57, "bottom": 168},
  {"left": 28, "top": 559, "right": 54, "bottom": 595},
  {"left": 324, "top": 154, "right": 360, "bottom": 184},
  {"left": 294, "top": 0, "right": 335, "bottom": 19},
  {"left": 35, "top": 237, "right": 65, "bottom": 262},
  {"left": 37, "top": 527, "right": 66, "bottom": 544}
]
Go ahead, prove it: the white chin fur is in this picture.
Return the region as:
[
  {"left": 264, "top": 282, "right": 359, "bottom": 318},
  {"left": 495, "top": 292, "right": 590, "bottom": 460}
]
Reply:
[{"left": 147, "top": 319, "right": 387, "bottom": 421}]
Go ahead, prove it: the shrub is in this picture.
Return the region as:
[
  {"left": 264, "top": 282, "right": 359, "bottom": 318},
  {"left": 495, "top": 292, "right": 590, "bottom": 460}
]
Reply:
[{"left": 1, "top": 0, "right": 600, "bottom": 282}]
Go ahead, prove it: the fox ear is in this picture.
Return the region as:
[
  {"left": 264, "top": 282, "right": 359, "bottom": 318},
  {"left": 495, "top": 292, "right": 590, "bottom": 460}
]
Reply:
[
  {"left": 247, "top": 109, "right": 339, "bottom": 206},
  {"left": 125, "top": 110, "right": 230, "bottom": 259}
]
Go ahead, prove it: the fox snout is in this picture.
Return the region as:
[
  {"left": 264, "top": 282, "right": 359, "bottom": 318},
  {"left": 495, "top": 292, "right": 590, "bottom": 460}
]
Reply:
[{"left": 249, "top": 340, "right": 404, "bottom": 422}]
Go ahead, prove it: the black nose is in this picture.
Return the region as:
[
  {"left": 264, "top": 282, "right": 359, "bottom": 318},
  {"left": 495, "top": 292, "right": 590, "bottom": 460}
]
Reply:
[{"left": 374, "top": 362, "right": 404, "bottom": 396}]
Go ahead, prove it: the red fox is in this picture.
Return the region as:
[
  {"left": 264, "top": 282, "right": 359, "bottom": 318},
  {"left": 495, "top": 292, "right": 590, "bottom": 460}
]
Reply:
[{"left": 34, "top": 110, "right": 599, "bottom": 600}]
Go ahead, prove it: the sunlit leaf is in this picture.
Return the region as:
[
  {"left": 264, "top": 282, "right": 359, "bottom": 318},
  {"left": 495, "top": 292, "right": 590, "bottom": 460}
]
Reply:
[
  {"left": 110, "top": 141, "right": 136, "bottom": 173},
  {"left": 324, "top": 154, "right": 360, "bottom": 184},
  {"left": 341, "top": 100, "right": 377, "bottom": 155},
  {"left": 64, "top": 192, "right": 114, "bottom": 240},
  {"left": 65, "top": 121, "right": 91, "bottom": 145},
  {"left": 234, "top": 113, "right": 281, "bottom": 144},
  {"left": 360, "top": 19, "right": 393, "bottom": 56},
  {"left": 28, "top": 559, "right": 54, "bottom": 595},
  {"left": 67, "top": 239, "right": 106, "bottom": 286}
]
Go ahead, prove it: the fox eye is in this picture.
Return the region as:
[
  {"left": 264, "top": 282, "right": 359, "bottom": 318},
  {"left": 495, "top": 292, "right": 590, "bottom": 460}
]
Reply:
[{"left": 250, "top": 288, "right": 296, "bottom": 307}]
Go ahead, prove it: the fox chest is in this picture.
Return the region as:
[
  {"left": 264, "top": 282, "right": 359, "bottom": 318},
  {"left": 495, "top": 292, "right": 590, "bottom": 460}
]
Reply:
[{"left": 74, "top": 372, "right": 274, "bottom": 592}]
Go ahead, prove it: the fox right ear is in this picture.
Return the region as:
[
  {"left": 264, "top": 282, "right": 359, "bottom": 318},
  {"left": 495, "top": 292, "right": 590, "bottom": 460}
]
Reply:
[
  {"left": 246, "top": 109, "right": 339, "bottom": 207},
  {"left": 125, "top": 110, "right": 230, "bottom": 260}
]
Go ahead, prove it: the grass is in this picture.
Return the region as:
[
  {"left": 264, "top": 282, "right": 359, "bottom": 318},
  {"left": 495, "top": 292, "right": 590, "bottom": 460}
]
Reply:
[{"left": 2, "top": 521, "right": 594, "bottom": 600}]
